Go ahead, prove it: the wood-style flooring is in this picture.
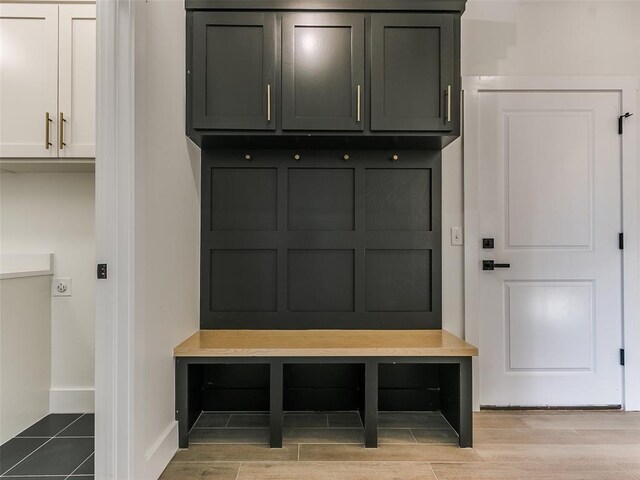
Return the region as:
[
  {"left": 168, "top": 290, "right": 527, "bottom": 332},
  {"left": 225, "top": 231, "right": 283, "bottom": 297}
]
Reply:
[{"left": 161, "top": 410, "right": 640, "bottom": 480}]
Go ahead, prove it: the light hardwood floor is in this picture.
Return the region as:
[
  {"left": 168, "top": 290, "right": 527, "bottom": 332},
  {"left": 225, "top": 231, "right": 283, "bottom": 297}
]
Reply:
[{"left": 161, "top": 411, "right": 640, "bottom": 480}]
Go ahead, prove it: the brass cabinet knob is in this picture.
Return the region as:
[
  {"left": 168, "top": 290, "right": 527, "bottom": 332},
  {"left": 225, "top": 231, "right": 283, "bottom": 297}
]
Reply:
[
  {"left": 343, "top": 154, "right": 350, "bottom": 161},
  {"left": 392, "top": 154, "right": 399, "bottom": 161},
  {"left": 294, "top": 154, "right": 300, "bottom": 161},
  {"left": 245, "top": 154, "right": 252, "bottom": 161}
]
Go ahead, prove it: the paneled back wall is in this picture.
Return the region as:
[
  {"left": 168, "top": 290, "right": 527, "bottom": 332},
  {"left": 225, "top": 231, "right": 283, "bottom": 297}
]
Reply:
[{"left": 201, "top": 149, "right": 441, "bottom": 330}]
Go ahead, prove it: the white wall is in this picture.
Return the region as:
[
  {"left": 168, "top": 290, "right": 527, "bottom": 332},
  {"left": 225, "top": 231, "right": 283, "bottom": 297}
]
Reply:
[
  {"left": 134, "top": 1, "right": 200, "bottom": 478},
  {"left": 441, "top": 0, "right": 640, "bottom": 338},
  {"left": 0, "top": 275, "right": 51, "bottom": 443},
  {"left": 0, "top": 172, "right": 95, "bottom": 412}
]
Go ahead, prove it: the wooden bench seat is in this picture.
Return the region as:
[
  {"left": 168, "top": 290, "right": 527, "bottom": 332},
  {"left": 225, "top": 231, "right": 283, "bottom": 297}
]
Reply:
[{"left": 174, "top": 329, "right": 477, "bottom": 449}]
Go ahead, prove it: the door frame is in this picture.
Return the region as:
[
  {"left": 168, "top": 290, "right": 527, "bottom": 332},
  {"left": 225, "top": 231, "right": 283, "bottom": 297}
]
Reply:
[{"left": 463, "top": 76, "right": 640, "bottom": 411}]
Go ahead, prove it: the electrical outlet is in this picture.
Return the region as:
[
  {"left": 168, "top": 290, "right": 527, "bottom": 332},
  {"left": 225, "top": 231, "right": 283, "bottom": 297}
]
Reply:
[
  {"left": 52, "top": 278, "right": 72, "bottom": 297},
  {"left": 451, "top": 227, "right": 463, "bottom": 246}
]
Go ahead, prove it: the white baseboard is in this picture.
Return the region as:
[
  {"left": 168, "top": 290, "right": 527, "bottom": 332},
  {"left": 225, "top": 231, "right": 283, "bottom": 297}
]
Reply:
[
  {"left": 144, "top": 421, "right": 178, "bottom": 480},
  {"left": 50, "top": 389, "right": 95, "bottom": 413}
]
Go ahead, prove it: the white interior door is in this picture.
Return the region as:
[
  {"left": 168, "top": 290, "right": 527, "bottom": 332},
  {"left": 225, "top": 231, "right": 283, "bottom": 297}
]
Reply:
[
  {"left": 0, "top": 4, "right": 58, "bottom": 158},
  {"left": 58, "top": 5, "right": 96, "bottom": 158},
  {"left": 477, "top": 90, "right": 623, "bottom": 407}
]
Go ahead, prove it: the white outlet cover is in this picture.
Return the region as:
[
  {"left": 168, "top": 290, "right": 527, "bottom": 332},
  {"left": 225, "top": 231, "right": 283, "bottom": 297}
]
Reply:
[
  {"left": 52, "top": 277, "right": 72, "bottom": 297},
  {"left": 451, "top": 227, "right": 464, "bottom": 246}
]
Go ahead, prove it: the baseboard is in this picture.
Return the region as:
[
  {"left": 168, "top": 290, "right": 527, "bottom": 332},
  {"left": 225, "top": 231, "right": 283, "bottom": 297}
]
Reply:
[
  {"left": 144, "top": 421, "right": 178, "bottom": 480},
  {"left": 50, "top": 389, "right": 95, "bottom": 413}
]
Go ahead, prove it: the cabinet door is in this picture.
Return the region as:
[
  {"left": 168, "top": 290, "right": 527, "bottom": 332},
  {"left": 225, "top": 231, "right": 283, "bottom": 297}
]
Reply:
[
  {"left": 282, "top": 13, "right": 365, "bottom": 131},
  {"left": 371, "top": 14, "right": 454, "bottom": 132},
  {"left": 59, "top": 5, "right": 96, "bottom": 158},
  {"left": 0, "top": 4, "right": 58, "bottom": 158},
  {"left": 192, "top": 12, "right": 276, "bottom": 130}
]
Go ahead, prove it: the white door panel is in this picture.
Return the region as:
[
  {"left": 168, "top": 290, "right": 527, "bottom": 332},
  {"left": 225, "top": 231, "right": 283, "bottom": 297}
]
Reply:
[
  {"left": 0, "top": 4, "right": 58, "bottom": 158},
  {"left": 58, "top": 5, "right": 96, "bottom": 158},
  {"left": 478, "top": 91, "right": 622, "bottom": 406}
]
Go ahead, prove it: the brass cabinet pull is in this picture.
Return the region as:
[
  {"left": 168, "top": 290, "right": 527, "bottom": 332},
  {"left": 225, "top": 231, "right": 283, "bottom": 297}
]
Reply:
[
  {"left": 59, "top": 112, "right": 66, "bottom": 148},
  {"left": 446, "top": 85, "right": 452, "bottom": 123},
  {"left": 267, "top": 84, "right": 271, "bottom": 122},
  {"left": 45, "top": 112, "right": 53, "bottom": 149},
  {"left": 356, "top": 84, "right": 361, "bottom": 123}
]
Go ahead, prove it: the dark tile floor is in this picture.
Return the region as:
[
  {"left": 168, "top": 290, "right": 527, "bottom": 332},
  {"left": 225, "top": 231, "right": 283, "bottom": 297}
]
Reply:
[
  {"left": 0, "top": 414, "right": 94, "bottom": 479},
  {"left": 188, "top": 411, "right": 459, "bottom": 445}
]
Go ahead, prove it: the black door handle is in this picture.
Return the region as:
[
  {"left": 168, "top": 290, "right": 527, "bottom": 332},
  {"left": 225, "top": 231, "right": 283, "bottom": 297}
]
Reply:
[{"left": 483, "top": 260, "right": 510, "bottom": 271}]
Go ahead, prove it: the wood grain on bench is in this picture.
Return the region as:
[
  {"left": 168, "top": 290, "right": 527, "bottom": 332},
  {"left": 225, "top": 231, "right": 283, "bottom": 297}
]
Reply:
[{"left": 174, "top": 329, "right": 478, "bottom": 357}]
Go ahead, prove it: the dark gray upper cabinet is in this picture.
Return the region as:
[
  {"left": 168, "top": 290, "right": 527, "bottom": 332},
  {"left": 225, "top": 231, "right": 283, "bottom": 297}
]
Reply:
[
  {"left": 281, "top": 13, "right": 365, "bottom": 131},
  {"left": 370, "top": 14, "right": 454, "bottom": 132},
  {"left": 192, "top": 12, "right": 276, "bottom": 130}
]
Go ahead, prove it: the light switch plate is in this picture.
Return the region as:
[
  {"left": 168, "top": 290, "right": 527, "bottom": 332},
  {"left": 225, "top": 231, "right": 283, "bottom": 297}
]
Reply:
[
  {"left": 53, "top": 277, "right": 72, "bottom": 297},
  {"left": 451, "top": 227, "right": 463, "bottom": 246}
]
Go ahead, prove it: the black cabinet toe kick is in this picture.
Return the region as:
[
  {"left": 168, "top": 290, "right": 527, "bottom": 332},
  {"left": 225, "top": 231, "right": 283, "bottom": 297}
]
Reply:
[{"left": 175, "top": 356, "right": 473, "bottom": 449}]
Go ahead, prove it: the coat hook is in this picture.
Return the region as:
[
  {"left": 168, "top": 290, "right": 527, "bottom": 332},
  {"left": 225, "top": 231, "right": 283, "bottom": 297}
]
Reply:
[
  {"left": 392, "top": 154, "right": 399, "bottom": 161},
  {"left": 343, "top": 154, "right": 350, "bottom": 161},
  {"left": 245, "top": 154, "right": 252, "bottom": 161},
  {"left": 294, "top": 153, "right": 300, "bottom": 161}
]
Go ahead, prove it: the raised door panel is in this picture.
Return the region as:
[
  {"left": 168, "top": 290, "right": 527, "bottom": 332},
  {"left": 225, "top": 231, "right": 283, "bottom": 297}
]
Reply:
[
  {"left": 0, "top": 4, "right": 58, "bottom": 158},
  {"left": 59, "top": 5, "right": 96, "bottom": 158},
  {"left": 192, "top": 12, "right": 275, "bottom": 130},
  {"left": 370, "top": 14, "right": 454, "bottom": 132},
  {"left": 282, "top": 13, "right": 365, "bottom": 131}
]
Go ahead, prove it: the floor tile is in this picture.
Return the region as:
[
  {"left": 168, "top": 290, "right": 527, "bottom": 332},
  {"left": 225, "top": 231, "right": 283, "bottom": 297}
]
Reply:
[
  {"left": 0, "top": 437, "right": 48, "bottom": 474},
  {"left": 194, "top": 413, "right": 230, "bottom": 428},
  {"left": 4, "top": 438, "right": 94, "bottom": 476},
  {"left": 159, "top": 461, "right": 241, "bottom": 480},
  {"left": 378, "top": 429, "right": 416, "bottom": 444},
  {"left": 474, "top": 428, "right": 590, "bottom": 445},
  {"left": 190, "top": 428, "right": 269, "bottom": 444},
  {"left": 575, "top": 428, "right": 640, "bottom": 444},
  {"left": 411, "top": 428, "right": 458, "bottom": 444},
  {"left": 227, "top": 414, "right": 269, "bottom": 428},
  {"left": 1, "top": 476, "right": 68, "bottom": 479},
  {"left": 473, "top": 413, "right": 530, "bottom": 429},
  {"left": 283, "top": 413, "right": 328, "bottom": 428},
  {"left": 283, "top": 428, "right": 363, "bottom": 444},
  {"left": 430, "top": 462, "right": 637, "bottom": 480},
  {"left": 378, "top": 412, "right": 450, "bottom": 429},
  {"left": 172, "top": 444, "right": 298, "bottom": 462},
  {"left": 58, "top": 414, "right": 95, "bottom": 437},
  {"left": 299, "top": 443, "right": 481, "bottom": 462},
  {"left": 327, "top": 412, "right": 362, "bottom": 428},
  {"left": 17, "top": 414, "right": 82, "bottom": 437},
  {"left": 73, "top": 453, "right": 94, "bottom": 474},
  {"left": 473, "top": 444, "right": 640, "bottom": 463},
  {"left": 237, "top": 461, "right": 437, "bottom": 480}
]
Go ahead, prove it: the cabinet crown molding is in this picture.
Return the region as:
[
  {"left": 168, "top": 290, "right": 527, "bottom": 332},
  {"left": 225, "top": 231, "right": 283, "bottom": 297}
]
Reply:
[{"left": 185, "top": 0, "right": 466, "bottom": 13}]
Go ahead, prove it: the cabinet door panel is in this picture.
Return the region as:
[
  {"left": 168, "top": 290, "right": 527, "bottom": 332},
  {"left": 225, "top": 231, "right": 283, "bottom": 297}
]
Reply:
[
  {"left": 192, "top": 12, "right": 275, "bottom": 130},
  {"left": 282, "top": 13, "right": 364, "bottom": 131},
  {"left": 0, "top": 4, "right": 58, "bottom": 158},
  {"left": 371, "top": 14, "right": 454, "bottom": 132},
  {"left": 59, "top": 5, "right": 96, "bottom": 158}
]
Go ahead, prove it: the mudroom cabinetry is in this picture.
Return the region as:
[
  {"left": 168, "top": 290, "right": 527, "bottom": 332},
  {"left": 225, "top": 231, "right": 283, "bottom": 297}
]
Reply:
[{"left": 186, "top": 0, "right": 464, "bottom": 146}]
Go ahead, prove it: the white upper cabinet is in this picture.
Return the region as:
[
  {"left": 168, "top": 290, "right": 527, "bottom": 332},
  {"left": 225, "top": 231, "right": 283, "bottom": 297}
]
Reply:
[
  {"left": 59, "top": 5, "right": 96, "bottom": 158},
  {"left": 0, "top": 4, "right": 58, "bottom": 158},
  {"left": 0, "top": 4, "right": 96, "bottom": 160}
]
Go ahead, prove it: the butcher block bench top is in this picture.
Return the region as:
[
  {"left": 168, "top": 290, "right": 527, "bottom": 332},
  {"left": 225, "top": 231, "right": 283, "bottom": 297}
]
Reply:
[{"left": 174, "top": 329, "right": 478, "bottom": 358}]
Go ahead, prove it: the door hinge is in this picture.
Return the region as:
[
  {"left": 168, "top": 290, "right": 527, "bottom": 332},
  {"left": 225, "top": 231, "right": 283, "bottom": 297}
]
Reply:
[
  {"left": 97, "top": 263, "right": 108, "bottom": 279},
  {"left": 619, "top": 232, "right": 624, "bottom": 250},
  {"left": 620, "top": 348, "right": 625, "bottom": 366},
  {"left": 619, "top": 112, "right": 633, "bottom": 134}
]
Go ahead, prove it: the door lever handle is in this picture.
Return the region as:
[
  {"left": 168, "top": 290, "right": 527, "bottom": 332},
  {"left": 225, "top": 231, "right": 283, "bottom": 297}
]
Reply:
[{"left": 483, "top": 260, "right": 510, "bottom": 271}]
